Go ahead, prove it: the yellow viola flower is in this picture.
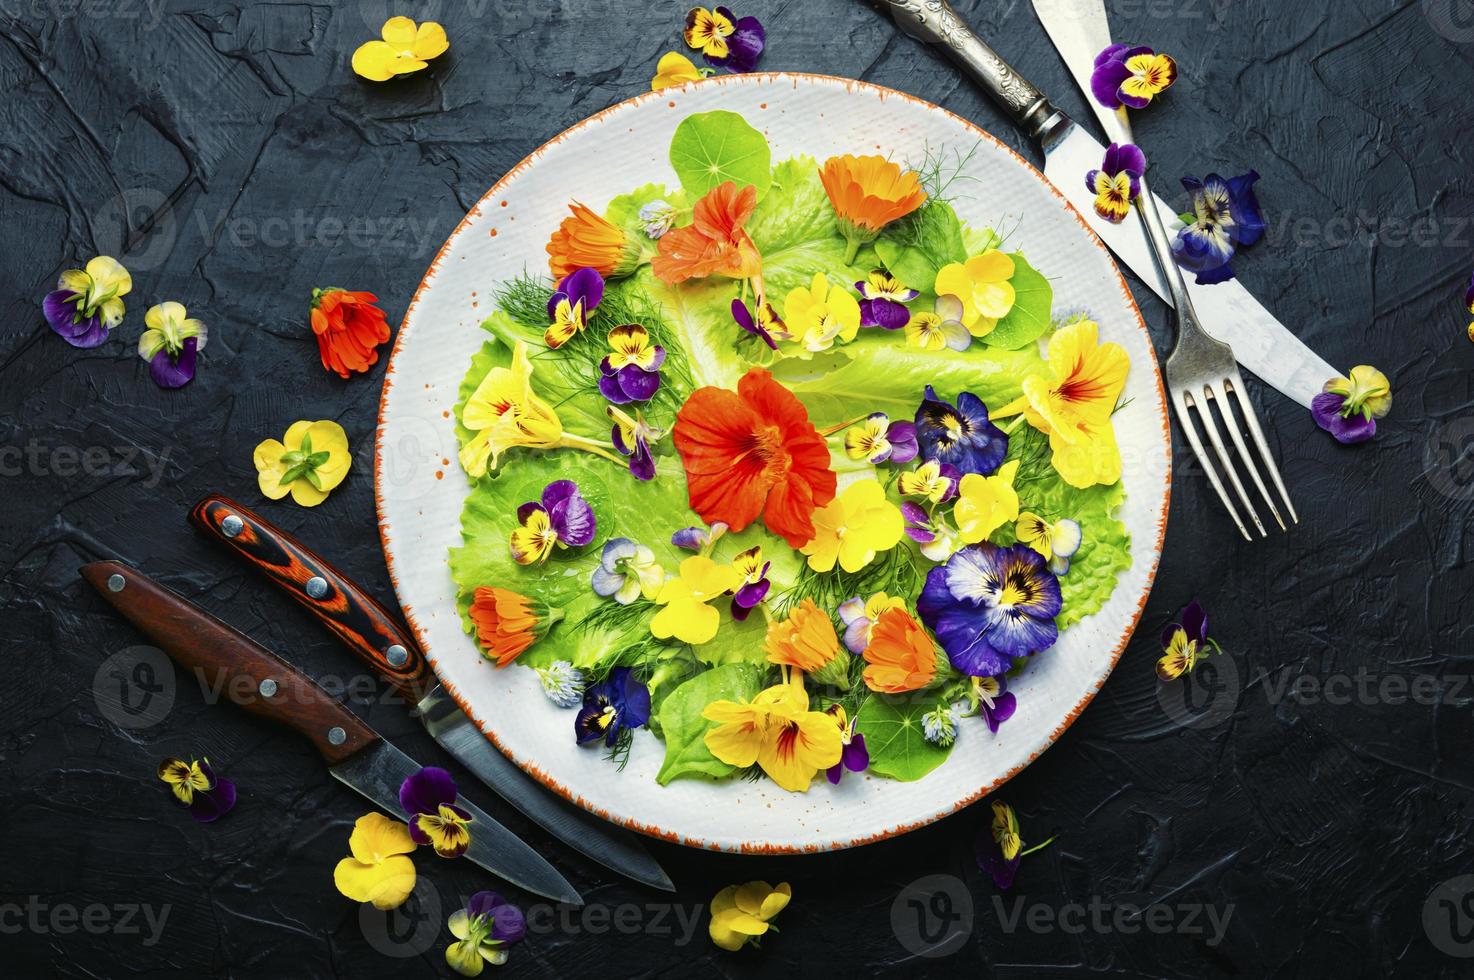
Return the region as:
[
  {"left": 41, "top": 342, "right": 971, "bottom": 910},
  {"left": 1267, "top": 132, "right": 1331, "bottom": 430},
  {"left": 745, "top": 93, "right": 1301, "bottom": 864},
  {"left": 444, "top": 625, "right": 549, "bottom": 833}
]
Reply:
[
  {"left": 994, "top": 319, "right": 1130, "bottom": 489},
  {"left": 934, "top": 250, "right": 1017, "bottom": 336},
  {"left": 333, "top": 813, "right": 418, "bottom": 910},
  {"left": 800, "top": 478, "right": 905, "bottom": 573},
  {"left": 254, "top": 420, "right": 351, "bottom": 507},
  {"left": 783, "top": 272, "right": 862, "bottom": 353},
  {"left": 459, "top": 341, "right": 563, "bottom": 477},
  {"left": 652, "top": 51, "right": 705, "bottom": 91},
  {"left": 708, "top": 881, "right": 792, "bottom": 952},
  {"left": 352, "top": 16, "right": 449, "bottom": 82},
  {"left": 703, "top": 675, "right": 842, "bottom": 792},
  {"left": 954, "top": 460, "right": 1020, "bottom": 544},
  {"left": 650, "top": 555, "right": 741, "bottom": 645},
  {"left": 53, "top": 255, "right": 132, "bottom": 335},
  {"left": 684, "top": 6, "right": 736, "bottom": 58},
  {"left": 897, "top": 458, "right": 957, "bottom": 503},
  {"left": 992, "top": 801, "right": 1022, "bottom": 861}
]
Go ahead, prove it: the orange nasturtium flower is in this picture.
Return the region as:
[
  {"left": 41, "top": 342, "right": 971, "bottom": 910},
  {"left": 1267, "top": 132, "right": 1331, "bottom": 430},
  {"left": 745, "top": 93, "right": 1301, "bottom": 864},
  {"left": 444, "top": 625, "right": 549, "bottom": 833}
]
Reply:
[
  {"left": 545, "top": 202, "right": 645, "bottom": 281},
  {"left": 352, "top": 17, "right": 449, "bottom": 82},
  {"left": 672, "top": 367, "right": 836, "bottom": 549},
  {"left": 862, "top": 607, "right": 939, "bottom": 694},
  {"left": 651, "top": 181, "right": 762, "bottom": 287},
  {"left": 818, "top": 154, "right": 928, "bottom": 261},
  {"left": 468, "top": 587, "right": 563, "bottom": 667},
  {"left": 310, "top": 288, "right": 391, "bottom": 378}
]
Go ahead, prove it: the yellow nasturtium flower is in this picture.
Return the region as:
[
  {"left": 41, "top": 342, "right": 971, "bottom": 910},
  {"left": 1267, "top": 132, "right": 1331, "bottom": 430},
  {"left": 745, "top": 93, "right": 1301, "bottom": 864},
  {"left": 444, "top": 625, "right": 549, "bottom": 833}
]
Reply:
[
  {"left": 254, "top": 420, "right": 351, "bottom": 507},
  {"left": 800, "top": 478, "right": 904, "bottom": 573},
  {"left": 352, "top": 17, "right": 449, "bottom": 82},
  {"left": 459, "top": 340, "right": 563, "bottom": 477},
  {"left": 650, "top": 555, "right": 741, "bottom": 645},
  {"left": 651, "top": 51, "right": 705, "bottom": 91},
  {"left": 703, "top": 674, "right": 842, "bottom": 792},
  {"left": 953, "top": 460, "right": 1020, "bottom": 543},
  {"left": 934, "top": 250, "right": 1017, "bottom": 336},
  {"left": 708, "top": 881, "right": 792, "bottom": 951},
  {"left": 333, "top": 813, "right": 418, "bottom": 910}
]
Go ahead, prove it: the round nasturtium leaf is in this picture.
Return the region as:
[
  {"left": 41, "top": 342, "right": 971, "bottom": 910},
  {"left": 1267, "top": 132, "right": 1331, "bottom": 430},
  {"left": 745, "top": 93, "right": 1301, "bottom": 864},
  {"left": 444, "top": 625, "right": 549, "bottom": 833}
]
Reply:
[{"left": 668, "top": 110, "right": 773, "bottom": 201}]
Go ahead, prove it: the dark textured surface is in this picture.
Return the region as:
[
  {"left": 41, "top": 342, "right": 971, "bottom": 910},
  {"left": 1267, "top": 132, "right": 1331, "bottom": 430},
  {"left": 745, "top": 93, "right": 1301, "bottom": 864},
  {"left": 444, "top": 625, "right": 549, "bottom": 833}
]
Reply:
[{"left": 3, "top": 1, "right": 1472, "bottom": 976}]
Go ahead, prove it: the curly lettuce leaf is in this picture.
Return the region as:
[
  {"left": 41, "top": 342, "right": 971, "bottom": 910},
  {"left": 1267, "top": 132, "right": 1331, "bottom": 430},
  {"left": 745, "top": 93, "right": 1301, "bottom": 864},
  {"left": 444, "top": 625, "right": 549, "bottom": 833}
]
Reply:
[
  {"left": 655, "top": 663, "right": 765, "bottom": 784},
  {"left": 873, "top": 200, "right": 967, "bottom": 294}
]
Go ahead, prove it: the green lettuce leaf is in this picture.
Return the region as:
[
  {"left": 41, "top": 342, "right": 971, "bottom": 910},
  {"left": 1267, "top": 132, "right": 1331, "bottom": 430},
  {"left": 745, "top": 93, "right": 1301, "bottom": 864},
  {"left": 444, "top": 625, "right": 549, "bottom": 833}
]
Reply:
[
  {"left": 873, "top": 200, "right": 967, "bottom": 294},
  {"left": 855, "top": 694, "right": 953, "bottom": 781},
  {"left": 669, "top": 110, "right": 772, "bottom": 201},
  {"left": 748, "top": 156, "right": 870, "bottom": 301},
  {"left": 655, "top": 663, "right": 765, "bottom": 784}
]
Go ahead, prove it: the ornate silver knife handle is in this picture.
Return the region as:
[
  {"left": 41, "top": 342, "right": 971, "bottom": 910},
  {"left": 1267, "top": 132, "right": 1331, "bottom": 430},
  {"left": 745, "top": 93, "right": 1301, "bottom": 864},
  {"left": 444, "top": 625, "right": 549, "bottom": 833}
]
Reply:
[{"left": 874, "top": 0, "right": 1069, "bottom": 144}]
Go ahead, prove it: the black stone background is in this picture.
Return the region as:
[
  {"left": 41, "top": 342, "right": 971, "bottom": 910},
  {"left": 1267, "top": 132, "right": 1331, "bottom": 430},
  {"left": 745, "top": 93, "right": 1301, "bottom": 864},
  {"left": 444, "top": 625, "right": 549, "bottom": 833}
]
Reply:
[{"left": 3, "top": 0, "right": 1473, "bottom": 976}]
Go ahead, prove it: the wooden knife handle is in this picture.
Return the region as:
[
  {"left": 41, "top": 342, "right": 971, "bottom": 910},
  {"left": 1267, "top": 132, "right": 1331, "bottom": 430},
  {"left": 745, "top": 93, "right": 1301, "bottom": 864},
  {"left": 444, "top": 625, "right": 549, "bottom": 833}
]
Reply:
[
  {"left": 81, "top": 561, "right": 379, "bottom": 764},
  {"left": 189, "top": 494, "right": 434, "bottom": 705}
]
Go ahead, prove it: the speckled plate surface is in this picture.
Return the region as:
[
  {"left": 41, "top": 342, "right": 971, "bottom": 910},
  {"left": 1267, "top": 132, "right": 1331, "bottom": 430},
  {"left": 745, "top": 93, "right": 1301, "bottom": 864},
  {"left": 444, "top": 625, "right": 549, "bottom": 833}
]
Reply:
[{"left": 376, "top": 72, "right": 1170, "bottom": 853}]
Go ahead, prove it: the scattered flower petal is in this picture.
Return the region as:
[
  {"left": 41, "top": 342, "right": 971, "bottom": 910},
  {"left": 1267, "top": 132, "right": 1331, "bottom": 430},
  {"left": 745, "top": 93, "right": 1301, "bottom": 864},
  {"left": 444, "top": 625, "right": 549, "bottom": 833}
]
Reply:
[
  {"left": 352, "top": 16, "right": 448, "bottom": 81},
  {"left": 253, "top": 420, "right": 351, "bottom": 507},
  {"left": 157, "top": 757, "right": 236, "bottom": 822},
  {"left": 334, "top": 813, "right": 417, "bottom": 909},
  {"left": 1090, "top": 43, "right": 1177, "bottom": 110}
]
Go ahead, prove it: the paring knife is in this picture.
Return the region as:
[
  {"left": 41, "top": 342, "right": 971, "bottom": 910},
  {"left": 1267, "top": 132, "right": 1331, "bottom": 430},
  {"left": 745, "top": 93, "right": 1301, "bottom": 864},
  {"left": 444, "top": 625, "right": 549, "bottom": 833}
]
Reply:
[
  {"left": 80, "top": 560, "right": 583, "bottom": 907},
  {"left": 868, "top": 0, "right": 1337, "bottom": 409},
  {"left": 187, "top": 494, "right": 673, "bottom": 893}
]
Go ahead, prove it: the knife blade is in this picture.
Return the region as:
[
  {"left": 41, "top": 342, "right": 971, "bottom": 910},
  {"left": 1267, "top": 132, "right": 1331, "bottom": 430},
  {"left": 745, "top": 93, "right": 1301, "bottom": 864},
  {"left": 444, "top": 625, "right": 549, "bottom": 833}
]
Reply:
[
  {"left": 869, "top": 0, "right": 1337, "bottom": 408},
  {"left": 80, "top": 560, "right": 583, "bottom": 906},
  {"left": 188, "top": 494, "right": 673, "bottom": 893}
]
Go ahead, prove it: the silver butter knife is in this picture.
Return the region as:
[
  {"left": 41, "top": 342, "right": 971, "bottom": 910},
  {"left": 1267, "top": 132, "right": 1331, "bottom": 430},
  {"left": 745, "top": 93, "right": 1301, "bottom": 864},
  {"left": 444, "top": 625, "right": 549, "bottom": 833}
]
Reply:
[
  {"left": 189, "top": 494, "right": 674, "bottom": 893},
  {"left": 869, "top": 0, "right": 1337, "bottom": 409}
]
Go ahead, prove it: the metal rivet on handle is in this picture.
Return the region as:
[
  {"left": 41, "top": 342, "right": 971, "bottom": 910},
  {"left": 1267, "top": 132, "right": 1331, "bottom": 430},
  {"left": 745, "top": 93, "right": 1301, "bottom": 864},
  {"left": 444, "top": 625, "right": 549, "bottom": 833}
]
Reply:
[
  {"left": 386, "top": 645, "right": 409, "bottom": 668},
  {"left": 327, "top": 726, "right": 346, "bottom": 745},
  {"left": 258, "top": 678, "right": 278, "bottom": 698},
  {"left": 221, "top": 514, "right": 244, "bottom": 538},
  {"left": 107, "top": 574, "right": 126, "bottom": 593},
  {"left": 306, "top": 576, "right": 329, "bottom": 599}
]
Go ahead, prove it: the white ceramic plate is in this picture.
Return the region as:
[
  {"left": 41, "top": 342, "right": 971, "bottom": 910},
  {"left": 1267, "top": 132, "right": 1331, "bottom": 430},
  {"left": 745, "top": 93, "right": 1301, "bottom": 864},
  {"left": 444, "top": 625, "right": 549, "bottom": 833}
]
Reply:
[{"left": 376, "top": 73, "right": 1170, "bottom": 853}]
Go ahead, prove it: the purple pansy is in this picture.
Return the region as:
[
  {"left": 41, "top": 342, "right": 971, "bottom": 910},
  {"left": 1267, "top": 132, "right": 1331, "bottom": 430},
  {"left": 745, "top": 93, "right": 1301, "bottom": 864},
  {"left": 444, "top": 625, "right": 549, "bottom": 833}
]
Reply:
[
  {"left": 917, "top": 543, "right": 1062, "bottom": 677},
  {"left": 575, "top": 667, "right": 651, "bottom": 747},
  {"left": 856, "top": 270, "right": 919, "bottom": 329},
  {"left": 608, "top": 405, "right": 661, "bottom": 481},
  {"left": 672, "top": 522, "right": 727, "bottom": 552},
  {"left": 545, "top": 267, "right": 605, "bottom": 348},
  {"left": 825, "top": 706, "right": 869, "bottom": 784},
  {"left": 1090, "top": 43, "right": 1178, "bottom": 110},
  {"left": 1172, "top": 172, "right": 1266, "bottom": 285},
  {"left": 1084, "top": 143, "right": 1146, "bottom": 224},
  {"left": 1163, "top": 601, "right": 1208, "bottom": 653},
  {"left": 914, "top": 385, "right": 1008, "bottom": 476},
  {"left": 400, "top": 766, "right": 473, "bottom": 858},
  {"left": 703, "top": 7, "right": 765, "bottom": 73},
  {"left": 45, "top": 290, "right": 109, "bottom": 348},
  {"left": 844, "top": 412, "right": 919, "bottom": 465},
  {"left": 137, "top": 302, "right": 208, "bottom": 389},
  {"left": 729, "top": 546, "right": 771, "bottom": 621},
  {"left": 157, "top": 757, "right": 237, "bottom": 823},
  {"left": 731, "top": 298, "right": 782, "bottom": 349},
  {"left": 1310, "top": 366, "right": 1391, "bottom": 445},
  {"left": 598, "top": 323, "right": 665, "bottom": 404},
  {"left": 974, "top": 674, "right": 1017, "bottom": 734},
  {"left": 43, "top": 256, "right": 131, "bottom": 349},
  {"left": 523, "top": 480, "right": 596, "bottom": 546}
]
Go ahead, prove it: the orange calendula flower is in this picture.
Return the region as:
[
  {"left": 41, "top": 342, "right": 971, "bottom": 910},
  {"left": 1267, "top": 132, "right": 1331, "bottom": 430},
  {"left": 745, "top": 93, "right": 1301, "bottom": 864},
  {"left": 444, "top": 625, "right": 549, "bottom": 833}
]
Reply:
[
  {"left": 862, "top": 607, "right": 939, "bottom": 694},
  {"left": 672, "top": 367, "right": 836, "bottom": 548},
  {"left": 546, "top": 202, "right": 644, "bottom": 281},
  {"left": 765, "top": 598, "right": 849, "bottom": 688},
  {"left": 468, "top": 587, "right": 563, "bottom": 667},
  {"left": 818, "top": 154, "right": 928, "bottom": 261},
  {"left": 651, "top": 181, "right": 763, "bottom": 286},
  {"left": 310, "top": 288, "right": 391, "bottom": 378}
]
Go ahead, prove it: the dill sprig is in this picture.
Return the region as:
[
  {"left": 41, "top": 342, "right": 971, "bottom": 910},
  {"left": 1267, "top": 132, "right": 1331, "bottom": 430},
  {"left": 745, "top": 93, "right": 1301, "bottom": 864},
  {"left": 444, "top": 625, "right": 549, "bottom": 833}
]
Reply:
[
  {"left": 490, "top": 271, "right": 554, "bottom": 329},
  {"left": 910, "top": 139, "right": 983, "bottom": 202},
  {"left": 571, "top": 598, "right": 653, "bottom": 638},
  {"left": 773, "top": 547, "right": 925, "bottom": 618}
]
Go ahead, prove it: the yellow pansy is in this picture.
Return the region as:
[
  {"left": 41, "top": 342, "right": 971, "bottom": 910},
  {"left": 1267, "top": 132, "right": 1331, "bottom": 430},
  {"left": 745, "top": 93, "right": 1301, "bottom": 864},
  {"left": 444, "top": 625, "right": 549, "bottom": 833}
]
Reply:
[
  {"left": 991, "top": 801, "right": 1022, "bottom": 862},
  {"left": 57, "top": 255, "right": 132, "bottom": 329},
  {"left": 933, "top": 250, "right": 1017, "bottom": 336},
  {"left": 352, "top": 16, "right": 449, "bottom": 82},
  {"left": 709, "top": 881, "right": 792, "bottom": 951},
  {"left": 994, "top": 319, "right": 1130, "bottom": 489},
  {"left": 703, "top": 674, "right": 842, "bottom": 792},
  {"left": 333, "top": 813, "right": 418, "bottom": 910},
  {"left": 254, "top": 420, "right": 351, "bottom": 507},
  {"left": 783, "top": 272, "right": 862, "bottom": 353},
  {"left": 459, "top": 341, "right": 563, "bottom": 477},
  {"left": 652, "top": 51, "right": 704, "bottom": 91},
  {"left": 684, "top": 6, "right": 736, "bottom": 58},
  {"left": 650, "top": 555, "right": 741, "bottom": 645},
  {"left": 897, "top": 458, "right": 956, "bottom": 503},
  {"left": 953, "top": 460, "right": 1020, "bottom": 543},
  {"left": 800, "top": 478, "right": 905, "bottom": 573}
]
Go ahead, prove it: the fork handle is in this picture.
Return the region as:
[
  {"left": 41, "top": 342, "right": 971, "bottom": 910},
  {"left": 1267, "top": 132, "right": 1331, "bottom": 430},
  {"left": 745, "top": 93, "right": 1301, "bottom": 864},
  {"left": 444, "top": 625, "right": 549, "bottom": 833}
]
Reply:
[
  {"left": 1103, "top": 109, "right": 1197, "bottom": 316},
  {"left": 869, "top": 0, "right": 1070, "bottom": 144}
]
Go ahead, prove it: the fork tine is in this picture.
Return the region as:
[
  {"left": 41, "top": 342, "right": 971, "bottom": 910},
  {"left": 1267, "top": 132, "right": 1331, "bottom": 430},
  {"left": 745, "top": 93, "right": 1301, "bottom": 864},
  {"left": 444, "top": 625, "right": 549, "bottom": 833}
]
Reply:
[
  {"left": 1194, "top": 386, "right": 1267, "bottom": 537},
  {"left": 1172, "top": 388, "right": 1252, "bottom": 541},
  {"left": 1225, "top": 374, "right": 1298, "bottom": 525},
  {"left": 1208, "top": 379, "right": 1285, "bottom": 531}
]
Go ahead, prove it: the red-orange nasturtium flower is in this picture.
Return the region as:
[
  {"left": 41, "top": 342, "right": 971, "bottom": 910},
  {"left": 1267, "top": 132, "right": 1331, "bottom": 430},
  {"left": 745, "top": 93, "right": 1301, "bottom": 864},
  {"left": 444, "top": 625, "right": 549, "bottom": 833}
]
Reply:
[
  {"left": 310, "top": 288, "right": 391, "bottom": 378},
  {"left": 672, "top": 368, "right": 835, "bottom": 549},
  {"left": 651, "top": 181, "right": 762, "bottom": 286},
  {"left": 862, "top": 606, "right": 939, "bottom": 694},
  {"left": 546, "top": 202, "right": 642, "bottom": 281},
  {"left": 468, "top": 587, "right": 563, "bottom": 667}
]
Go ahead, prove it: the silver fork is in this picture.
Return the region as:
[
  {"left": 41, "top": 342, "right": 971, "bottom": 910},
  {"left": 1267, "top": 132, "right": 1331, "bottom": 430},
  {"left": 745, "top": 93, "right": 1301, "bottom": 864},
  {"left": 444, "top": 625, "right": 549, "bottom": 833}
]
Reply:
[{"left": 1108, "top": 112, "right": 1297, "bottom": 539}]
